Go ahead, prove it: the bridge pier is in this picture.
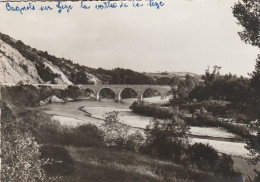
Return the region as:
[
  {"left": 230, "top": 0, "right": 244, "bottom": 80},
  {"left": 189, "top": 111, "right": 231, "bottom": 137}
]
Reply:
[{"left": 115, "top": 93, "right": 121, "bottom": 102}]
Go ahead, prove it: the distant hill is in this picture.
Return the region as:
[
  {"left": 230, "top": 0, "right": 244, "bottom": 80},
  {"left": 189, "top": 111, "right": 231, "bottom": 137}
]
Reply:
[
  {"left": 146, "top": 72, "right": 201, "bottom": 80},
  {"left": 0, "top": 32, "right": 200, "bottom": 85},
  {"left": 145, "top": 72, "right": 202, "bottom": 85}
]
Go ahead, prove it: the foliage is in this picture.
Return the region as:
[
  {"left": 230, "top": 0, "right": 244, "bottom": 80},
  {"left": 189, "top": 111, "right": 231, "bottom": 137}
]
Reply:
[
  {"left": 103, "top": 112, "right": 133, "bottom": 148},
  {"left": 38, "top": 119, "right": 105, "bottom": 148},
  {"left": 2, "top": 84, "right": 40, "bottom": 107},
  {"left": 1, "top": 102, "right": 46, "bottom": 182},
  {"left": 40, "top": 145, "right": 75, "bottom": 177},
  {"left": 187, "top": 111, "right": 251, "bottom": 138},
  {"left": 216, "top": 154, "right": 236, "bottom": 176},
  {"left": 143, "top": 117, "right": 189, "bottom": 162},
  {"left": 62, "top": 85, "right": 82, "bottom": 99},
  {"left": 169, "top": 74, "right": 199, "bottom": 99},
  {"left": 189, "top": 67, "right": 250, "bottom": 103},
  {"left": 72, "top": 124, "right": 104, "bottom": 147},
  {"left": 232, "top": 0, "right": 260, "bottom": 48},
  {"left": 110, "top": 68, "right": 155, "bottom": 85},
  {"left": 35, "top": 61, "right": 60, "bottom": 83},
  {"left": 60, "top": 146, "right": 240, "bottom": 182},
  {"left": 232, "top": 0, "right": 260, "bottom": 161},
  {"left": 171, "top": 99, "right": 231, "bottom": 117},
  {"left": 130, "top": 100, "right": 188, "bottom": 119},
  {"left": 187, "top": 143, "right": 219, "bottom": 171},
  {"left": 245, "top": 121, "right": 260, "bottom": 162},
  {"left": 187, "top": 144, "right": 239, "bottom": 177},
  {"left": 249, "top": 55, "right": 260, "bottom": 114}
]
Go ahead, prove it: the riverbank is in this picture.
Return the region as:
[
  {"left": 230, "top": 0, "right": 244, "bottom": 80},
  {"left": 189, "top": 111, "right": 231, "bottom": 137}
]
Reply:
[{"left": 41, "top": 98, "right": 249, "bottom": 158}]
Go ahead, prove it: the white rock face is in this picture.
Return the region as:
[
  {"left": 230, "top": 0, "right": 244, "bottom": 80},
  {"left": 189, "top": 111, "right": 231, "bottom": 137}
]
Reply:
[
  {"left": 0, "top": 40, "right": 43, "bottom": 84},
  {"left": 86, "top": 72, "right": 100, "bottom": 84},
  {"left": 42, "top": 59, "right": 72, "bottom": 85},
  {"left": 0, "top": 37, "right": 101, "bottom": 85}
]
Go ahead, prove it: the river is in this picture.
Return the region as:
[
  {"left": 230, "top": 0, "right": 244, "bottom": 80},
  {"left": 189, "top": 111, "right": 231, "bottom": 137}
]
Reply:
[{"left": 41, "top": 97, "right": 250, "bottom": 158}]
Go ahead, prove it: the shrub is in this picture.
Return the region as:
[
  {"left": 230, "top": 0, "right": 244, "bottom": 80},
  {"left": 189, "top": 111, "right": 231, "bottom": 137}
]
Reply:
[
  {"left": 187, "top": 144, "right": 240, "bottom": 178},
  {"left": 143, "top": 117, "right": 189, "bottom": 162},
  {"left": 72, "top": 124, "right": 104, "bottom": 147},
  {"left": 38, "top": 86, "right": 53, "bottom": 100},
  {"left": 186, "top": 112, "right": 251, "bottom": 138},
  {"left": 101, "top": 112, "right": 145, "bottom": 152},
  {"left": 1, "top": 102, "right": 46, "bottom": 182},
  {"left": 216, "top": 154, "right": 235, "bottom": 175},
  {"left": 62, "top": 85, "right": 82, "bottom": 99},
  {"left": 2, "top": 84, "right": 40, "bottom": 107},
  {"left": 187, "top": 143, "right": 219, "bottom": 171},
  {"left": 130, "top": 100, "right": 189, "bottom": 120},
  {"left": 102, "top": 112, "right": 130, "bottom": 148},
  {"left": 38, "top": 120, "right": 104, "bottom": 148},
  {"left": 40, "top": 145, "right": 75, "bottom": 177},
  {"left": 124, "top": 131, "right": 145, "bottom": 152}
]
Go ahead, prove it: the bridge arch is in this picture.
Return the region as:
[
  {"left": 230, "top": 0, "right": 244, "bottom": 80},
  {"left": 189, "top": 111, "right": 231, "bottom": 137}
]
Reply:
[
  {"left": 140, "top": 88, "right": 162, "bottom": 100},
  {"left": 161, "top": 90, "right": 173, "bottom": 100},
  {"left": 96, "top": 87, "right": 116, "bottom": 101},
  {"left": 118, "top": 87, "right": 138, "bottom": 102}
]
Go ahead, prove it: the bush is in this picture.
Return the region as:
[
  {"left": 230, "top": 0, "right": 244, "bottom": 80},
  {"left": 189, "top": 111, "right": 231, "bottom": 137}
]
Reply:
[
  {"left": 40, "top": 145, "right": 75, "bottom": 177},
  {"left": 1, "top": 102, "right": 46, "bottom": 182},
  {"left": 102, "top": 112, "right": 130, "bottom": 148},
  {"left": 187, "top": 144, "right": 240, "bottom": 178},
  {"left": 186, "top": 112, "right": 251, "bottom": 138},
  {"left": 216, "top": 154, "right": 235, "bottom": 175},
  {"left": 101, "top": 112, "right": 145, "bottom": 152},
  {"left": 2, "top": 84, "right": 40, "bottom": 107},
  {"left": 130, "top": 100, "right": 189, "bottom": 120},
  {"left": 72, "top": 124, "right": 104, "bottom": 147},
  {"left": 187, "top": 143, "right": 219, "bottom": 171},
  {"left": 143, "top": 117, "right": 189, "bottom": 163},
  {"left": 124, "top": 131, "right": 145, "bottom": 152},
  {"left": 62, "top": 85, "right": 82, "bottom": 99},
  {"left": 38, "top": 120, "right": 104, "bottom": 148}
]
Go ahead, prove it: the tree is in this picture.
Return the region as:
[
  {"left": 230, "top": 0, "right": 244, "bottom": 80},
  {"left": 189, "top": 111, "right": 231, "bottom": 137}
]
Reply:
[
  {"left": 144, "top": 116, "right": 189, "bottom": 162},
  {"left": 232, "top": 0, "right": 260, "bottom": 48},
  {"left": 233, "top": 1, "right": 260, "bottom": 96},
  {"left": 233, "top": 0, "right": 260, "bottom": 167},
  {"left": 1, "top": 103, "right": 46, "bottom": 181},
  {"left": 187, "top": 143, "right": 219, "bottom": 171},
  {"left": 250, "top": 55, "right": 260, "bottom": 93}
]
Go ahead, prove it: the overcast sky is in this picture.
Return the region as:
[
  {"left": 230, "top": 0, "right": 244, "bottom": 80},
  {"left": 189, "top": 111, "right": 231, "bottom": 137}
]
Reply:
[{"left": 0, "top": 0, "right": 259, "bottom": 76}]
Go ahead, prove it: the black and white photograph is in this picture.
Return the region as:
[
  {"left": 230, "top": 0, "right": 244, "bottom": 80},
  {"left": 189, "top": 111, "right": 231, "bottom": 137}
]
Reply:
[{"left": 0, "top": 0, "right": 260, "bottom": 181}]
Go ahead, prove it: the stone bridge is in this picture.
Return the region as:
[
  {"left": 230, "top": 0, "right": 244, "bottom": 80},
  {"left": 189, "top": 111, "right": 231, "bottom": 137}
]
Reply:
[
  {"left": 0, "top": 83, "right": 174, "bottom": 102},
  {"left": 79, "top": 84, "right": 173, "bottom": 101}
]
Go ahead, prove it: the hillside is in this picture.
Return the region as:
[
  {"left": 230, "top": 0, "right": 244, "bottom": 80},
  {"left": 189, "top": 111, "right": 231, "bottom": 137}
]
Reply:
[
  {"left": 146, "top": 72, "right": 201, "bottom": 82},
  {"left": 0, "top": 32, "right": 100, "bottom": 85},
  {"left": 0, "top": 32, "right": 200, "bottom": 85}
]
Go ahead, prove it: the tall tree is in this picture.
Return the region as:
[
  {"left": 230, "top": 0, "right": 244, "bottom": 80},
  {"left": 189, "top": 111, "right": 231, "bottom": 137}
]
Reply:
[
  {"left": 232, "top": 0, "right": 260, "bottom": 164},
  {"left": 233, "top": 0, "right": 260, "bottom": 101},
  {"left": 232, "top": 0, "right": 260, "bottom": 48}
]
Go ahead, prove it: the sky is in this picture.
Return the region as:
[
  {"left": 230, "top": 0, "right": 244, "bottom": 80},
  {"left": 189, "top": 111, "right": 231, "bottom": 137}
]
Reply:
[{"left": 0, "top": 0, "right": 259, "bottom": 76}]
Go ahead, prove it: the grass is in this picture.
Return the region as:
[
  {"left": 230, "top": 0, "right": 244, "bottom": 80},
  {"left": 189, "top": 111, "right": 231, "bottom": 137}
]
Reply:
[{"left": 56, "top": 146, "right": 241, "bottom": 182}]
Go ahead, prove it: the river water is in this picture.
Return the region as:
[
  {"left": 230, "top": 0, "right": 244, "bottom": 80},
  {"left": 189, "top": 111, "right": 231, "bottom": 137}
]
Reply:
[{"left": 41, "top": 97, "right": 250, "bottom": 158}]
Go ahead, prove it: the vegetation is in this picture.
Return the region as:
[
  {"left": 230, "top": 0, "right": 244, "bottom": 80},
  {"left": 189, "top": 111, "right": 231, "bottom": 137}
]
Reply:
[
  {"left": 1, "top": 100, "right": 47, "bottom": 181},
  {"left": 2, "top": 0, "right": 260, "bottom": 180},
  {"left": 233, "top": 0, "right": 260, "bottom": 162},
  {"left": 1, "top": 84, "right": 242, "bottom": 181}
]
